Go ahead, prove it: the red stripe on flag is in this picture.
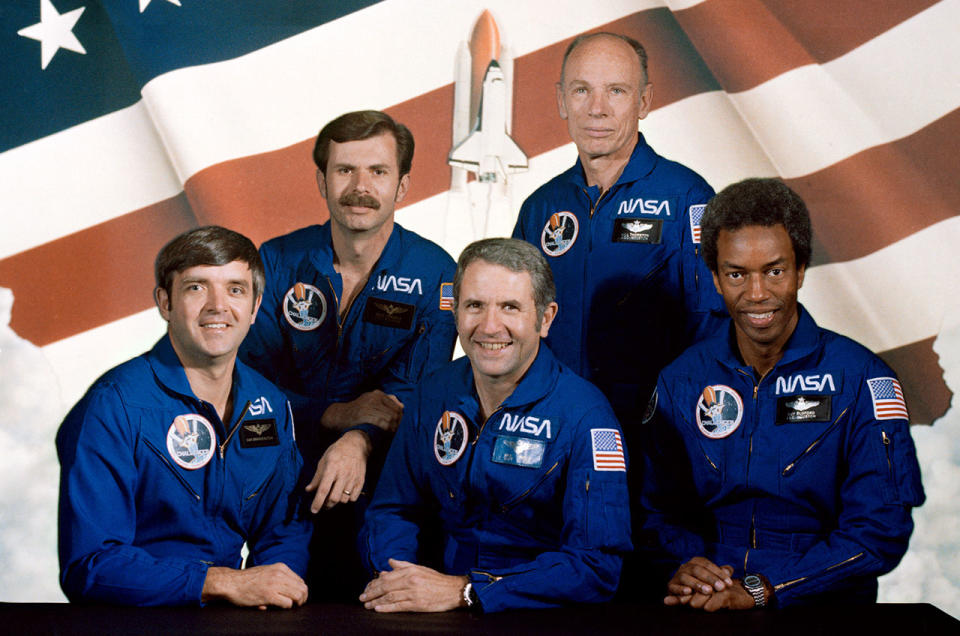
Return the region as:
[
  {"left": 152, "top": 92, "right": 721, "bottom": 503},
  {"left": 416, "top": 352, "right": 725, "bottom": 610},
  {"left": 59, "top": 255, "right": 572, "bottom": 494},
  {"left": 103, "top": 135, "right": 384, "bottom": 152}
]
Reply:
[
  {"left": 789, "top": 108, "right": 960, "bottom": 265},
  {"left": 0, "top": 194, "right": 196, "bottom": 346},
  {"left": 674, "top": 0, "right": 941, "bottom": 93}
]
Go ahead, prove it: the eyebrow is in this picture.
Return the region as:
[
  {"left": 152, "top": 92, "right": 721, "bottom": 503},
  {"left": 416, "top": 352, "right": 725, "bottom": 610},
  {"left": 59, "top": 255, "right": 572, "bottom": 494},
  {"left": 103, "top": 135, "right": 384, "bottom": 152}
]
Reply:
[{"left": 721, "top": 256, "right": 789, "bottom": 270}]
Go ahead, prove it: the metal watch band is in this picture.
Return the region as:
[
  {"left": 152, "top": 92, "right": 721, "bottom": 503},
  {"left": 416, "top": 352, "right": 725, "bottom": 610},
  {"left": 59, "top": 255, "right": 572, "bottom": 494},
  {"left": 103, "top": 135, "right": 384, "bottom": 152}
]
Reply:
[{"left": 743, "top": 575, "right": 766, "bottom": 608}]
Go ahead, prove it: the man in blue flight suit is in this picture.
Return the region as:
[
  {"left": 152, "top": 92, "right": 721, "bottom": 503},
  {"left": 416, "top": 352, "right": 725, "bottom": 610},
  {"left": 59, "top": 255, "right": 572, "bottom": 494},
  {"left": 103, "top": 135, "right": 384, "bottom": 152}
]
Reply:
[
  {"left": 239, "top": 111, "right": 457, "bottom": 599},
  {"left": 358, "top": 238, "right": 631, "bottom": 613},
  {"left": 512, "top": 32, "right": 726, "bottom": 432},
  {"left": 58, "top": 226, "right": 311, "bottom": 607},
  {"left": 639, "top": 178, "right": 925, "bottom": 609}
]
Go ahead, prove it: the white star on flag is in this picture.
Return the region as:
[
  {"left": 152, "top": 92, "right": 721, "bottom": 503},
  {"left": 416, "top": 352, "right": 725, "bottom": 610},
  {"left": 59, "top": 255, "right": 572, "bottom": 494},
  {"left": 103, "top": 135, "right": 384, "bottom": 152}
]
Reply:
[
  {"left": 17, "top": 0, "right": 86, "bottom": 70},
  {"left": 140, "top": 0, "right": 182, "bottom": 13}
]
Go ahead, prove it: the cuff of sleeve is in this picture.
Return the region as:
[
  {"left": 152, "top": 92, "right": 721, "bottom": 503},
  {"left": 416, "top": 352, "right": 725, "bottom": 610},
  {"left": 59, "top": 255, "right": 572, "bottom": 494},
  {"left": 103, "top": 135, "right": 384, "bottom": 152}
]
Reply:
[
  {"left": 469, "top": 571, "right": 496, "bottom": 613},
  {"left": 344, "top": 423, "right": 386, "bottom": 448},
  {"left": 190, "top": 561, "right": 212, "bottom": 607}
]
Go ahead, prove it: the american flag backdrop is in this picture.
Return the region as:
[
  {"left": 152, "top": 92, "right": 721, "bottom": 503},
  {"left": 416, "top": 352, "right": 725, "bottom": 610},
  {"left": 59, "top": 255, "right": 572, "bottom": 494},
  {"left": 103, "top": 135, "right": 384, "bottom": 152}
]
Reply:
[{"left": 1, "top": 0, "right": 958, "bottom": 609}]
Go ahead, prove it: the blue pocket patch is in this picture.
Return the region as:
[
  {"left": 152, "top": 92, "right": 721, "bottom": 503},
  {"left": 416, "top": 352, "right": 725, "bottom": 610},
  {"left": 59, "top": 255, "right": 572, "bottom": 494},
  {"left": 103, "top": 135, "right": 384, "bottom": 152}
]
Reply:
[{"left": 492, "top": 435, "right": 545, "bottom": 469}]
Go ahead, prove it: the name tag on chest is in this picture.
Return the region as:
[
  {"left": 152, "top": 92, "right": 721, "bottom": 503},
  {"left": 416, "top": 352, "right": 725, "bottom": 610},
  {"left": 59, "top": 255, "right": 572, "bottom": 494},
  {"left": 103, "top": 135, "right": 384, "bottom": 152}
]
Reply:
[
  {"left": 491, "top": 435, "right": 546, "bottom": 469},
  {"left": 612, "top": 218, "right": 663, "bottom": 244},
  {"left": 239, "top": 419, "right": 280, "bottom": 447},
  {"left": 776, "top": 395, "right": 832, "bottom": 424},
  {"left": 363, "top": 297, "right": 415, "bottom": 329}
]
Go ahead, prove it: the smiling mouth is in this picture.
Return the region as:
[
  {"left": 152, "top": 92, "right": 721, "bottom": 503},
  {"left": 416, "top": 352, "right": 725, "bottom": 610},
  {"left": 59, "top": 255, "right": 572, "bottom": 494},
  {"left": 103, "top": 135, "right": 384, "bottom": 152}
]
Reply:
[
  {"left": 202, "top": 322, "right": 229, "bottom": 329},
  {"left": 477, "top": 341, "right": 510, "bottom": 351}
]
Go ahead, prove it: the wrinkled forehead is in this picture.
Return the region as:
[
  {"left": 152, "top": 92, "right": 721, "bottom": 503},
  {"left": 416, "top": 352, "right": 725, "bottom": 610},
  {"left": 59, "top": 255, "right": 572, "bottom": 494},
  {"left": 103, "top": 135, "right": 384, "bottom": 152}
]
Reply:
[
  {"left": 459, "top": 260, "right": 535, "bottom": 303},
  {"left": 562, "top": 35, "right": 644, "bottom": 85},
  {"left": 173, "top": 261, "right": 254, "bottom": 285}
]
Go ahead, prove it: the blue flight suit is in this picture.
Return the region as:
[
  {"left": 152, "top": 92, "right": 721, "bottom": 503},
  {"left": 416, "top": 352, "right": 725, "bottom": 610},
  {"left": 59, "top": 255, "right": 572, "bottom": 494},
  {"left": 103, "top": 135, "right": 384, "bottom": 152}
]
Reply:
[
  {"left": 239, "top": 221, "right": 457, "bottom": 442},
  {"left": 512, "top": 133, "right": 726, "bottom": 425},
  {"left": 640, "top": 307, "right": 925, "bottom": 606},
  {"left": 238, "top": 220, "right": 457, "bottom": 600},
  {"left": 57, "top": 336, "right": 311, "bottom": 606},
  {"left": 360, "top": 345, "right": 632, "bottom": 612}
]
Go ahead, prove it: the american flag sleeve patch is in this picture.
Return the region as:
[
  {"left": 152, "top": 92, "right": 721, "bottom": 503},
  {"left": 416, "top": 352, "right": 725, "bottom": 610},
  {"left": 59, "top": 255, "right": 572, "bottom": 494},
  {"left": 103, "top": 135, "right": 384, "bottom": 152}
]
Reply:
[
  {"left": 867, "top": 377, "right": 909, "bottom": 421},
  {"left": 591, "top": 428, "right": 626, "bottom": 472},
  {"left": 439, "top": 282, "right": 454, "bottom": 311},
  {"left": 689, "top": 204, "right": 706, "bottom": 244}
]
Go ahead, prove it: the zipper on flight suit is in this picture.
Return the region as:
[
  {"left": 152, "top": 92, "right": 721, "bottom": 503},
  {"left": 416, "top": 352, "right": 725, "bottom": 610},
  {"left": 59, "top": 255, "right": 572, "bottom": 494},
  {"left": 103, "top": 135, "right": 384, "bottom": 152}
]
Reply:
[
  {"left": 322, "top": 272, "right": 373, "bottom": 394},
  {"left": 773, "top": 552, "right": 864, "bottom": 593},
  {"left": 781, "top": 408, "right": 849, "bottom": 477},
  {"left": 882, "top": 430, "right": 892, "bottom": 469},
  {"left": 143, "top": 439, "right": 201, "bottom": 501},
  {"left": 219, "top": 401, "right": 251, "bottom": 460},
  {"left": 735, "top": 368, "right": 761, "bottom": 573},
  {"left": 500, "top": 461, "right": 560, "bottom": 512}
]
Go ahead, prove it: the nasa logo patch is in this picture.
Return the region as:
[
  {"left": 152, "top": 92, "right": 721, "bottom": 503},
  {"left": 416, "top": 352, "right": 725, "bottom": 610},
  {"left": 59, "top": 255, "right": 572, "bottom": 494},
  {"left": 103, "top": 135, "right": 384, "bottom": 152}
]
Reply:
[
  {"left": 167, "top": 414, "right": 216, "bottom": 470},
  {"left": 434, "top": 411, "right": 469, "bottom": 466},
  {"left": 541, "top": 211, "right": 579, "bottom": 257},
  {"left": 696, "top": 385, "right": 743, "bottom": 439},
  {"left": 283, "top": 282, "right": 326, "bottom": 331}
]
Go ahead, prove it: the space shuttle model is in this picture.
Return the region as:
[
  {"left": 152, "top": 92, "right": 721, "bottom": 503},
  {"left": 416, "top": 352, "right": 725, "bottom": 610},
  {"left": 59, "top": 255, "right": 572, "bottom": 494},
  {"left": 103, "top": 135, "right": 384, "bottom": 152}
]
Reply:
[
  {"left": 443, "top": 11, "right": 528, "bottom": 252},
  {"left": 448, "top": 62, "right": 527, "bottom": 182}
]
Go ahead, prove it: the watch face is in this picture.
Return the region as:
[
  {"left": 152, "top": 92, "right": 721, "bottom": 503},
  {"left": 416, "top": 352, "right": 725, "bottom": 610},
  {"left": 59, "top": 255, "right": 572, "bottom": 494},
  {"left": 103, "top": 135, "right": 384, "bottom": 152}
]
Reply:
[{"left": 744, "top": 575, "right": 761, "bottom": 588}]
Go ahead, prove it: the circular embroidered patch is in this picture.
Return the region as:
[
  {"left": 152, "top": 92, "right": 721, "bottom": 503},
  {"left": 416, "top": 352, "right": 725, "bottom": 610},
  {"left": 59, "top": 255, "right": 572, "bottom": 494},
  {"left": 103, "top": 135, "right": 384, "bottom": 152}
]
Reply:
[
  {"left": 540, "top": 211, "right": 579, "bottom": 257},
  {"left": 167, "top": 414, "right": 216, "bottom": 470},
  {"left": 695, "top": 384, "right": 743, "bottom": 439},
  {"left": 434, "top": 411, "right": 469, "bottom": 466},
  {"left": 283, "top": 282, "right": 327, "bottom": 331},
  {"left": 642, "top": 387, "right": 658, "bottom": 425}
]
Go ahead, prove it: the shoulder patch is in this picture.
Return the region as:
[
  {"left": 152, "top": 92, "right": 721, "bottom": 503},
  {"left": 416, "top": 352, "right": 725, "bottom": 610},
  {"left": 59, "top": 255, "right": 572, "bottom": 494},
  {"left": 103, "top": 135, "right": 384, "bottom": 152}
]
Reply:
[
  {"left": 688, "top": 204, "right": 706, "bottom": 244},
  {"left": 591, "top": 428, "right": 626, "bottom": 472},
  {"left": 867, "top": 377, "right": 909, "bottom": 420},
  {"left": 439, "top": 282, "right": 454, "bottom": 311},
  {"left": 642, "top": 388, "right": 658, "bottom": 424}
]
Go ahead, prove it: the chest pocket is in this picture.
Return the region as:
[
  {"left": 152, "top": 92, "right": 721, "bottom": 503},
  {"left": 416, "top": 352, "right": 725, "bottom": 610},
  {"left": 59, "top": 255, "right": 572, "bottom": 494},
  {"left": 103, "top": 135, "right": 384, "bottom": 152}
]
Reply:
[{"left": 488, "top": 431, "right": 565, "bottom": 514}]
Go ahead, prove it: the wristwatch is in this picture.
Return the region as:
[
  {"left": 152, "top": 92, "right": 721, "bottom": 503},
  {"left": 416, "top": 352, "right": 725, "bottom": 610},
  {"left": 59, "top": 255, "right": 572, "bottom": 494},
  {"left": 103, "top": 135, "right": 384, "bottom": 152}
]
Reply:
[
  {"left": 742, "top": 574, "right": 766, "bottom": 608},
  {"left": 462, "top": 582, "right": 480, "bottom": 611}
]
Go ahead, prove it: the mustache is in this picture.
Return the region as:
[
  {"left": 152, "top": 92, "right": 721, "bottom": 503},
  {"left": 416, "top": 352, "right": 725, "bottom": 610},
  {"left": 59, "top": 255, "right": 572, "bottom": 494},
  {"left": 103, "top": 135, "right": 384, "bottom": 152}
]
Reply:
[{"left": 338, "top": 192, "right": 380, "bottom": 209}]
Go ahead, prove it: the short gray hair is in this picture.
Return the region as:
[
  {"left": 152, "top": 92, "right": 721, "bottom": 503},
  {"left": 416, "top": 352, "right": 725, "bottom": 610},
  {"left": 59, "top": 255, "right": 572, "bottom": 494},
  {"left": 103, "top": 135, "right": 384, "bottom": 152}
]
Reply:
[{"left": 453, "top": 238, "right": 556, "bottom": 322}]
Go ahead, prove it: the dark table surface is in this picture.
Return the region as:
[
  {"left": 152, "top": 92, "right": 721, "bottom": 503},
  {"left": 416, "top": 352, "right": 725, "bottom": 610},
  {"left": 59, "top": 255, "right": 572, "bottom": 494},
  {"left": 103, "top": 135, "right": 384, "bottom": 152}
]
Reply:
[{"left": 2, "top": 601, "right": 958, "bottom": 635}]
